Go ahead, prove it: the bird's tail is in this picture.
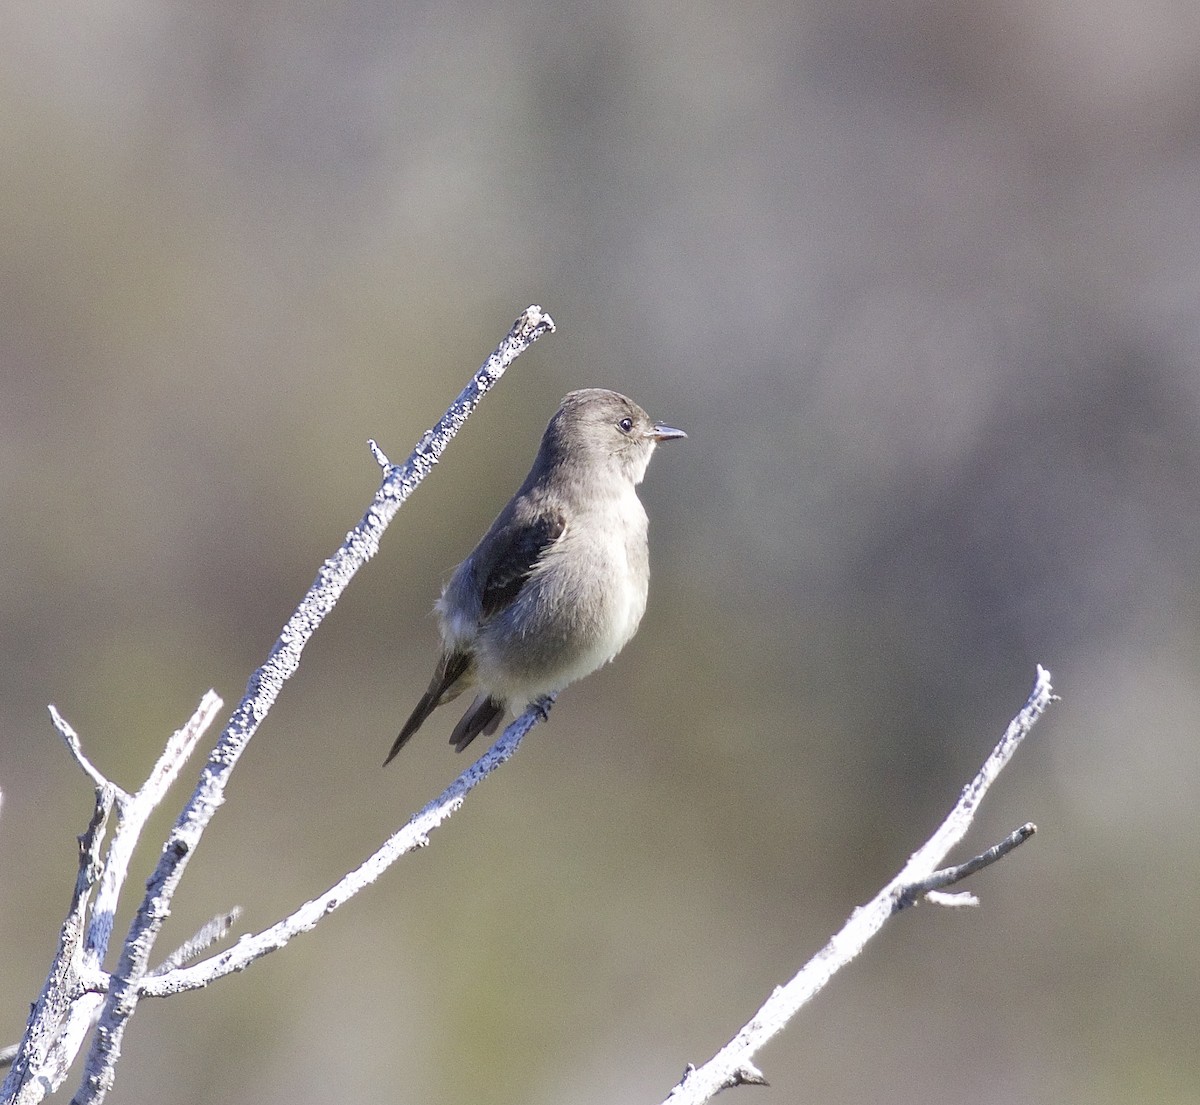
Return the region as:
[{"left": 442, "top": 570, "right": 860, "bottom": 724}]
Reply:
[
  {"left": 449, "top": 695, "right": 506, "bottom": 752},
  {"left": 384, "top": 690, "right": 441, "bottom": 765},
  {"left": 384, "top": 650, "right": 473, "bottom": 766}
]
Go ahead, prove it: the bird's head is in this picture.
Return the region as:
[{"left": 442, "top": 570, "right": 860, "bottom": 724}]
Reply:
[{"left": 544, "top": 388, "right": 686, "bottom": 487}]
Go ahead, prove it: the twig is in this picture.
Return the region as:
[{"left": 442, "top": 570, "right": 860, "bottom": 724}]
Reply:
[
  {"left": 150, "top": 909, "right": 244, "bottom": 976},
  {"left": 368, "top": 438, "right": 390, "bottom": 469},
  {"left": 140, "top": 697, "right": 555, "bottom": 998},
  {"left": 661, "top": 665, "right": 1055, "bottom": 1105},
  {"left": 48, "top": 708, "right": 130, "bottom": 808},
  {"left": 65, "top": 306, "right": 555, "bottom": 1105},
  {"left": 897, "top": 822, "right": 1037, "bottom": 908}
]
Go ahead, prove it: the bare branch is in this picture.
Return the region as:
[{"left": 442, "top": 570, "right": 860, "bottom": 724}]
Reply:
[
  {"left": 65, "top": 306, "right": 555, "bottom": 1105},
  {"left": 140, "top": 696, "right": 555, "bottom": 998},
  {"left": 661, "top": 665, "right": 1055, "bottom": 1105},
  {"left": 367, "top": 438, "right": 390, "bottom": 469},
  {"left": 923, "top": 890, "right": 979, "bottom": 908},
  {"left": 149, "top": 909, "right": 244, "bottom": 977},
  {"left": 48, "top": 708, "right": 130, "bottom": 808},
  {"left": 0, "top": 788, "right": 114, "bottom": 1103},
  {"left": 0, "top": 692, "right": 225, "bottom": 1104},
  {"left": 898, "top": 822, "right": 1037, "bottom": 908},
  {"left": 82, "top": 692, "right": 225, "bottom": 970}
]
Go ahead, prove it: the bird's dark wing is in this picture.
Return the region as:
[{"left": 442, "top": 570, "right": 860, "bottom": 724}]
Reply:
[
  {"left": 477, "top": 510, "right": 566, "bottom": 618},
  {"left": 383, "top": 648, "right": 472, "bottom": 765},
  {"left": 384, "top": 507, "right": 564, "bottom": 766}
]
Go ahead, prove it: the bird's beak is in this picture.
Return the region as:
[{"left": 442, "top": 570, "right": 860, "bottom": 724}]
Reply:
[{"left": 650, "top": 422, "right": 687, "bottom": 442}]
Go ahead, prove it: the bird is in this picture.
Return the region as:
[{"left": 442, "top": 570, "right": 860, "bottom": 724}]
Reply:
[{"left": 384, "top": 388, "right": 685, "bottom": 764}]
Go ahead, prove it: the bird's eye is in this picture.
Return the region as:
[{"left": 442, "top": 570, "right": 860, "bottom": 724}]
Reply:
[{"left": 618, "top": 417, "right": 634, "bottom": 433}]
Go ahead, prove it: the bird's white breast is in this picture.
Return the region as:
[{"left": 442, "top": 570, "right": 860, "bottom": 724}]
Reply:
[
  {"left": 577, "top": 484, "right": 649, "bottom": 659},
  {"left": 474, "top": 483, "right": 650, "bottom": 706}
]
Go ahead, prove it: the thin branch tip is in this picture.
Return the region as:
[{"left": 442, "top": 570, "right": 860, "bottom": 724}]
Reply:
[
  {"left": 368, "top": 439, "right": 391, "bottom": 469},
  {"left": 49, "top": 704, "right": 131, "bottom": 803},
  {"left": 1033, "top": 664, "right": 1057, "bottom": 700},
  {"left": 151, "top": 907, "right": 244, "bottom": 976},
  {"left": 925, "top": 890, "right": 980, "bottom": 908},
  {"left": 730, "top": 1064, "right": 769, "bottom": 1088},
  {"left": 899, "top": 821, "right": 1040, "bottom": 909},
  {"left": 517, "top": 304, "right": 556, "bottom": 337}
]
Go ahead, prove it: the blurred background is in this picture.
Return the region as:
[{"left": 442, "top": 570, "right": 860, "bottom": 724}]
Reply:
[{"left": 3, "top": 0, "right": 1199, "bottom": 1102}]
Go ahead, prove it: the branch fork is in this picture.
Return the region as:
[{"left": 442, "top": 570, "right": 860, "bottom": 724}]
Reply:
[{"left": 661, "top": 666, "right": 1055, "bottom": 1105}]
